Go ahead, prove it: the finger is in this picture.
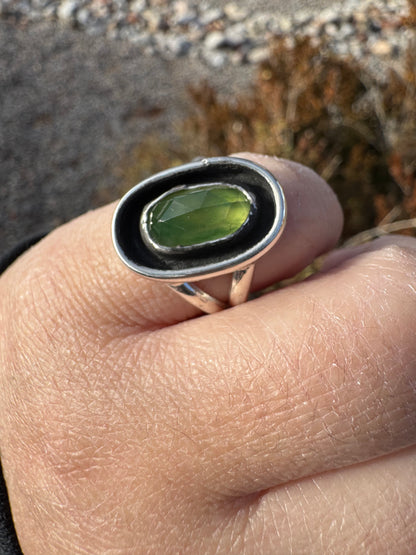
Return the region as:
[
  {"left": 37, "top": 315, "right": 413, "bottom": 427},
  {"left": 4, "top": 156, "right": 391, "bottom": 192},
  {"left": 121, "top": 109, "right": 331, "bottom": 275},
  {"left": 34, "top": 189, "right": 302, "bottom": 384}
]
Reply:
[
  {"left": 230, "top": 153, "right": 343, "bottom": 287},
  {"left": 321, "top": 233, "right": 416, "bottom": 272},
  {"left": 241, "top": 446, "right": 416, "bottom": 555},
  {"left": 141, "top": 236, "right": 416, "bottom": 496},
  {"left": 196, "top": 153, "right": 343, "bottom": 302},
  {"left": 2, "top": 155, "right": 343, "bottom": 330}
]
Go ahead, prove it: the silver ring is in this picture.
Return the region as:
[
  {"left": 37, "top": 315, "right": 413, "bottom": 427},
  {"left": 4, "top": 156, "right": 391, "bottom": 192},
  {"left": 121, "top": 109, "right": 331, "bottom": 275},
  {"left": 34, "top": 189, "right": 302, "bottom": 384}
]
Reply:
[{"left": 112, "top": 156, "right": 286, "bottom": 313}]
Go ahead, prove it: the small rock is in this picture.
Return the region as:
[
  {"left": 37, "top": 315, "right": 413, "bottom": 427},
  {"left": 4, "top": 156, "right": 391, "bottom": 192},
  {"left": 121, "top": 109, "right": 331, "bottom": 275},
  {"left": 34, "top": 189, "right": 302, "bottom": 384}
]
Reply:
[
  {"left": 303, "top": 19, "right": 321, "bottom": 38},
  {"left": 199, "top": 7, "right": 223, "bottom": 26},
  {"left": 267, "top": 14, "right": 283, "bottom": 34},
  {"left": 204, "top": 30, "right": 226, "bottom": 50},
  {"left": 142, "top": 9, "right": 163, "bottom": 31},
  {"left": 172, "top": 0, "right": 188, "bottom": 16},
  {"left": 247, "top": 46, "right": 270, "bottom": 64},
  {"left": 225, "top": 23, "right": 248, "bottom": 48},
  {"left": 76, "top": 7, "right": 90, "bottom": 26},
  {"left": 130, "top": 0, "right": 146, "bottom": 14},
  {"left": 368, "top": 17, "right": 382, "bottom": 33},
  {"left": 353, "top": 11, "right": 367, "bottom": 24},
  {"left": 203, "top": 50, "right": 227, "bottom": 68},
  {"left": 129, "top": 31, "right": 153, "bottom": 48},
  {"left": 370, "top": 39, "right": 393, "bottom": 56},
  {"left": 245, "top": 13, "right": 270, "bottom": 36},
  {"left": 43, "top": 5, "right": 57, "bottom": 18},
  {"left": 348, "top": 38, "right": 363, "bottom": 57},
  {"left": 293, "top": 10, "right": 312, "bottom": 26},
  {"left": 175, "top": 12, "right": 197, "bottom": 26},
  {"left": 318, "top": 7, "right": 338, "bottom": 24},
  {"left": 164, "top": 35, "right": 191, "bottom": 56},
  {"left": 57, "top": 0, "right": 78, "bottom": 21},
  {"left": 332, "top": 42, "right": 349, "bottom": 56},
  {"left": 324, "top": 22, "right": 339, "bottom": 37},
  {"left": 229, "top": 50, "right": 245, "bottom": 65},
  {"left": 187, "top": 26, "right": 205, "bottom": 42},
  {"left": 224, "top": 2, "right": 248, "bottom": 23},
  {"left": 338, "top": 22, "right": 355, "bottom": 39},
  {"left": 277, "top": 15, "right": 291, "bottom": 33},
  {"left": 172, "top": 0, "right": 197, "bottom": 26}
]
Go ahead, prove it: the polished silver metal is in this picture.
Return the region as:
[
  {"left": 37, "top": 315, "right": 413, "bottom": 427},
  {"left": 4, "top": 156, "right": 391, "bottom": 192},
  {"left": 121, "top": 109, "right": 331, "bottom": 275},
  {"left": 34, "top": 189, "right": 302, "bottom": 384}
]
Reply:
[
  {"left": 169, "top": 283, "right": 226, "bottom": 313},
  {"left": 230, "top": 264, "right": 255, "bottom": 306},
  {"left": 112, "top": 156, "right": 287, "bottom": 313}
]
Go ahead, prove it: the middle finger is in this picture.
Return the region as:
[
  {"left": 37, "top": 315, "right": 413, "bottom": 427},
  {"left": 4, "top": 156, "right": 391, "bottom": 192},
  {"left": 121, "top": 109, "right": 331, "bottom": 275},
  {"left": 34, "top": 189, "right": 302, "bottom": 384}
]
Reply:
[{"left": 145, "top": 236, "right": 416, "bottom": 497}]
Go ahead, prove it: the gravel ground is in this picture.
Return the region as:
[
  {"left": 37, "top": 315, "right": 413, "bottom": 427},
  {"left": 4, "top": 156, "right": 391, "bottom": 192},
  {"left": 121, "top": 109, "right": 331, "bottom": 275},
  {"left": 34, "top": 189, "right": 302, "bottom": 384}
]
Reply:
[
  {"left": 0, "top": 0, "right": 412, "bottom": 252},
  {"left": 0, "top": 0, "right": 409, "bottom": 67},
  {"left": 0, "top": 18, "right": 255, "bottom": 251}
]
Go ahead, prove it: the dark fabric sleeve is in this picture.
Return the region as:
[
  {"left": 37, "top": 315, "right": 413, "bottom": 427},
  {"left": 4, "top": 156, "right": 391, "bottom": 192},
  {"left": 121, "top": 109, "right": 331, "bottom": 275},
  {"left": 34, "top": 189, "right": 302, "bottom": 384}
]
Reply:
[
  {"left": 0, "top": 464, "right": 23, "bottom": 555},
  {"left": 0, "top": 232, "right": 48, "bottom": 274},
  {"left": 0, "top": 231, "right": 49, "bottom": 555}
]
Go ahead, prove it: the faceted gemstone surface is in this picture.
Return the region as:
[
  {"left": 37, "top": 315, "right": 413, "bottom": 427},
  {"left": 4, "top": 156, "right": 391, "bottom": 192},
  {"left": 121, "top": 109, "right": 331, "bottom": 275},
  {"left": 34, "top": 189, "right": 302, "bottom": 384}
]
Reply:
[{"left": 145, "top": 184, "right": 251, "bottom": 249}]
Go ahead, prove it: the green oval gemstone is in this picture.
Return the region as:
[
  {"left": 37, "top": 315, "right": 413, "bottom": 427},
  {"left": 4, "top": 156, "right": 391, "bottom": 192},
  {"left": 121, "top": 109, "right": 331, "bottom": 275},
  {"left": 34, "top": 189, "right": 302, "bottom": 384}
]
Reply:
[{"left": 145, "top": 184, "right": 251, "bottom": 250}]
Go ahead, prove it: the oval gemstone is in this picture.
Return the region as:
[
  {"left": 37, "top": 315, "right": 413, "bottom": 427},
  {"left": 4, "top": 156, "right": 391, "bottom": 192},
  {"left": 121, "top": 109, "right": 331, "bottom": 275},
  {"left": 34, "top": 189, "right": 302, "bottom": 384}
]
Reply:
[{"left": 144, "top": 184, "right": 252, "bottom": 250}]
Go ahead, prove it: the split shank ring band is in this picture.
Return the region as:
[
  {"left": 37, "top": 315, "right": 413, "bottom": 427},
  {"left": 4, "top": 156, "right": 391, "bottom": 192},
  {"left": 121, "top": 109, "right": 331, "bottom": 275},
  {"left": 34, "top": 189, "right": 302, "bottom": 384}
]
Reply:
[{"left": 112, "top": 156, "right": 286, "bottom": 314}]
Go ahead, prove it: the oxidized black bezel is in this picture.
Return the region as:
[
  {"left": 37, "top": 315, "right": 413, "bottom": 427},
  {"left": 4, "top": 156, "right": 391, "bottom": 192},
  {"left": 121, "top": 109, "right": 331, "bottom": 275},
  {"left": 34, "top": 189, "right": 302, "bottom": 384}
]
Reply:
[{"left": 112, "top": 156, "right": 286, "bottom": 283}]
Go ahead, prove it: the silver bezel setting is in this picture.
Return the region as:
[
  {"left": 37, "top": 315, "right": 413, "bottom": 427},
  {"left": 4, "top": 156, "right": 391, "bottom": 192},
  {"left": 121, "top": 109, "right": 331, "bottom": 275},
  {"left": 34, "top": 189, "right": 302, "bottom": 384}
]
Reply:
[{"left": 112, "top": 156, "right": 286, "bottom": 284}]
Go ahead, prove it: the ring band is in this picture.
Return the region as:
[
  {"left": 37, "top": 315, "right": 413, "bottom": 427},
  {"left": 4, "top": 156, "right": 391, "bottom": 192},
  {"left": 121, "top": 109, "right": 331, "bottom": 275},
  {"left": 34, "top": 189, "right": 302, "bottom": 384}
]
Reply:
[{"left": 112, "top": 156, "right": 286, "bottom": 313}]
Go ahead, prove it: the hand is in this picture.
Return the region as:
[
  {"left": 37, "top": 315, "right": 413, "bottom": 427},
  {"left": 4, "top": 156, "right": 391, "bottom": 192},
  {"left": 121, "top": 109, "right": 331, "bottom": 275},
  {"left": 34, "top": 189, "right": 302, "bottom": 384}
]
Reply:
[{"left": 0, "top": 154, "right": 414, "bottom": 554}]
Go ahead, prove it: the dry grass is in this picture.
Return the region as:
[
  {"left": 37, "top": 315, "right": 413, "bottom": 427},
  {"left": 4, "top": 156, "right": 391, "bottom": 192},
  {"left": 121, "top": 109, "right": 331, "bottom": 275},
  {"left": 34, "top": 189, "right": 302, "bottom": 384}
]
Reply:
[{"left": 118, "top": 2, "right": 416, "bottom": 244}]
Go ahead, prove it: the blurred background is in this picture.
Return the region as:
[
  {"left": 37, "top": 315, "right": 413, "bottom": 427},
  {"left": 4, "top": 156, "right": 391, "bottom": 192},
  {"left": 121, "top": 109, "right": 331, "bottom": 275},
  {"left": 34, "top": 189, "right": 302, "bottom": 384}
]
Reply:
[{"left": 1, "top": 0, "right": 415, "bottom": 253}]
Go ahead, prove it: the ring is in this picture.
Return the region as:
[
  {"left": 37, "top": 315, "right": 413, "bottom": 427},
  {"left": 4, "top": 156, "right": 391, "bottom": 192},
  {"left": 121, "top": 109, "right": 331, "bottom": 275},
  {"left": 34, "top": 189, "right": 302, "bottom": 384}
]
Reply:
[{"left": 112, "top": 156, "right": 286, "bottom": 313}]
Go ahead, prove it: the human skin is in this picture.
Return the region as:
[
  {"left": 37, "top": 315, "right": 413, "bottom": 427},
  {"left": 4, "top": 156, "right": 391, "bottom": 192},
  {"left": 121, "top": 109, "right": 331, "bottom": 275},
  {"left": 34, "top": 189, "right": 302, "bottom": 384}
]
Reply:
[{"left": 0, "top": 153, "right": 414, "bottom": 554}]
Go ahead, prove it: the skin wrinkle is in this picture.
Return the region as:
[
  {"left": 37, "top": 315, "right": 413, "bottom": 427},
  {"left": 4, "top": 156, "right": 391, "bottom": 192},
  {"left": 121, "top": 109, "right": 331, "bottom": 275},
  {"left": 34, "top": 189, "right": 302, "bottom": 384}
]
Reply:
[
  {"left": 194, "top": 503, "right": 243, "bottom": 555},
  {"left": 244, "top": 447, "right": 415, "bottom": 554},
  {"left": 48, "top": 454, "right": 189, "bottom": 554}
]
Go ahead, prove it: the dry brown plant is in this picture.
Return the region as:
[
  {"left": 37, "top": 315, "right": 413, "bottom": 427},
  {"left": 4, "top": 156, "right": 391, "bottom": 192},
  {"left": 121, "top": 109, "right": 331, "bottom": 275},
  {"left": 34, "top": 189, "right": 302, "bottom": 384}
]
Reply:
[{"left": 118, "top": 2, "right": 416, "bottom": 244}]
